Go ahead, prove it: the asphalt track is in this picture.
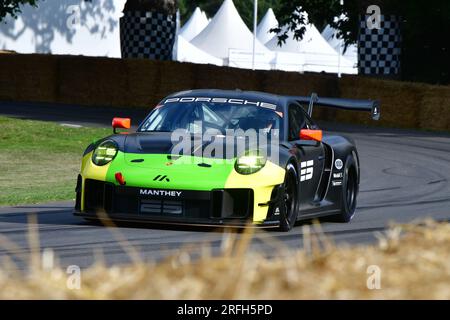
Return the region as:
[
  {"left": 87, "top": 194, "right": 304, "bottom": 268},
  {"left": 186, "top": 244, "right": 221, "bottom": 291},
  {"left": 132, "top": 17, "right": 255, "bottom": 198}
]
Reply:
[{"left": 1, "top": 101, "right": 450, "bottom": 268}]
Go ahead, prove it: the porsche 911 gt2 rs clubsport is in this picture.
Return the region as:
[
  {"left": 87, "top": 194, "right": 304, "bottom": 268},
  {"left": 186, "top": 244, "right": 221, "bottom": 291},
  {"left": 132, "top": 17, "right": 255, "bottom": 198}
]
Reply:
[{"left": 74, "top": 89, "right": 380, "bottom": 231}]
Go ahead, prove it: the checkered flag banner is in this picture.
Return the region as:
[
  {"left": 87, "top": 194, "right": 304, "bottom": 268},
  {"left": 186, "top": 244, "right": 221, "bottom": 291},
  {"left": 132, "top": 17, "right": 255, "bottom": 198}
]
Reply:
[
  {"left": 120, "top": 11, "right": 176, "bottom": 60},
  {"left": 358, "top": 15, "right": 401, "bottom": 75}
]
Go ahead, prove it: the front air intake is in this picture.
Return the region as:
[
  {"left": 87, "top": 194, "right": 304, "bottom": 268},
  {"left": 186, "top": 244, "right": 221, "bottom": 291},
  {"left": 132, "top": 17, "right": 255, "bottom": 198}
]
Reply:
[
  {"left": 211, "top": 189, "right": 253, "bottom": 219},
  {"left": 140, "top": 200, "right": 183, "bottom": 215}
]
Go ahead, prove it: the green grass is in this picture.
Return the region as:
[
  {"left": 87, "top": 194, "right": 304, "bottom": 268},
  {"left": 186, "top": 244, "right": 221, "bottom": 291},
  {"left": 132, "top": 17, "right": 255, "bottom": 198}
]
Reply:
[{"left": 0, "top": 116, "right": 111, "bottom": 206}]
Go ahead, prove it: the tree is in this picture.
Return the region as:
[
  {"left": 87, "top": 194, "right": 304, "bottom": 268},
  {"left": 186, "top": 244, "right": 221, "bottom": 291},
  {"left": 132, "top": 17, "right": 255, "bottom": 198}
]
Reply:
[
  {"left": 0, "top": 0, "right": 96, "bottom": 22},
  {"left": 396, "top": 0, "right": 450, "bottom": 84},
  {"left": 273, "top": 0, "right": 450, "bottom": 84},
  {"left": 0, "top": 0, "right": 38, "bottom": 22},
  {"left": 272, "top": 0, "right": 397, "bottom": 49},
  {"left": 124, "top": 0, "right": 177, "bottom": 15},
  {"left": 179, "top": 0, "right": 282, "bottom": 29},
  {"left": 0, "top": 0, "right": 116, "bottom": 53}
]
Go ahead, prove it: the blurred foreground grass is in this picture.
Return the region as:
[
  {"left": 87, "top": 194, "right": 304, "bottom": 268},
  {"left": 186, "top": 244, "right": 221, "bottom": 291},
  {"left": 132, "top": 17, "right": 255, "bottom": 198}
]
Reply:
[
  {"left": 0, "top": 220, "right": 448, "bottom": 299},
  {"left": 0, "top": 116, "right": 110, "bottom": 205}
]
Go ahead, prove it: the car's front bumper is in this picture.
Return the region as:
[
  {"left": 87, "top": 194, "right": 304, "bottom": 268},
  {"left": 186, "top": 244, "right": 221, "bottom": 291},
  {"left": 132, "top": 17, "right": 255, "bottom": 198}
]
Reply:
[{"left": 75, "top": 178, "right": 282, "bottom": 227}]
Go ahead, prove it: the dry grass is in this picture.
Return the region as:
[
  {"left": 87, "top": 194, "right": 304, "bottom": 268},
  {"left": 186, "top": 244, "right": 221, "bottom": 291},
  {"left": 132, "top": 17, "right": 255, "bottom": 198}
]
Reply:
[{"left": 0, "top": 220, "right": 448, "bottom": 299}]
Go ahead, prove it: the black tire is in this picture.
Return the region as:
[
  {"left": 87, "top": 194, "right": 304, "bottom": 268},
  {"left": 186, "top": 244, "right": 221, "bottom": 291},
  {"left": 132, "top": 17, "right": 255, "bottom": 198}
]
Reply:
[
  {"left": 329, "top": 156, "right": 358, "bottom": 222},
  {"left": 279, "top": 163, "right": 299, "bottom": 232}
]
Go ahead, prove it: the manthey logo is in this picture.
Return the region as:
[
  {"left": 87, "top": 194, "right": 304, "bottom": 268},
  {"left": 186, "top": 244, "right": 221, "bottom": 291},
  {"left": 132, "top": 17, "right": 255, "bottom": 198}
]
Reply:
[
  {"left": 153, "top": 175, "right": 170, "bottom": 182},
  {"left": 300, "top": 160, "right": 314, "bottom": 182},
  {"left": 140, "top": 189, "right": 182, "bottom": 197}
]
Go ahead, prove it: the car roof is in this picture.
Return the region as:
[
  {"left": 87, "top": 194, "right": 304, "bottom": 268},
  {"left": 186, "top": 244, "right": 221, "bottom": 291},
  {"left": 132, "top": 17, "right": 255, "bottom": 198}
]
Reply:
[{"left": 167, "top": 89, "right": 284, "bottom": 106}]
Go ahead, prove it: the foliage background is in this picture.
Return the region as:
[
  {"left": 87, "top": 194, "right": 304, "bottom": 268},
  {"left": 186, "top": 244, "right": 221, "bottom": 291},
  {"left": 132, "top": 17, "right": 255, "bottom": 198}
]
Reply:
[
  {"left": 179, "top": 0, "right": 450, "bottom": 85},
  {"left": 1, "top": 0, "right": 449, "bottom": 84}
]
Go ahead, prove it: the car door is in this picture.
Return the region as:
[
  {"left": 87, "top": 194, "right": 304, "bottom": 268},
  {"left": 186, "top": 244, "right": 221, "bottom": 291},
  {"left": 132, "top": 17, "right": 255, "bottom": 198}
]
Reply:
[{"left": 287, "top": 103, "right": 325, "bottom": 210}]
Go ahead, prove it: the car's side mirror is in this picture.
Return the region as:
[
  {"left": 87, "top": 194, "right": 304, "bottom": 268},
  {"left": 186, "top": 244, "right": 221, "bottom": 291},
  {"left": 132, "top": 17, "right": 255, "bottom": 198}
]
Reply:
[
  {"left": 297, "top": 129, "right": 323, "bottom": 146},
  {"left": 112, "top": 117, "right": 131, "bottom": 134}
]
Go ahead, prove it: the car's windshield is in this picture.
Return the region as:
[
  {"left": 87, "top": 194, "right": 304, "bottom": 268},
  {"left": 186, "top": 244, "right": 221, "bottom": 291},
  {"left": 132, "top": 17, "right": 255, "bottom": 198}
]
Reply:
[{"left": 139, "top": 102, "right": 283, "bottom": 136}]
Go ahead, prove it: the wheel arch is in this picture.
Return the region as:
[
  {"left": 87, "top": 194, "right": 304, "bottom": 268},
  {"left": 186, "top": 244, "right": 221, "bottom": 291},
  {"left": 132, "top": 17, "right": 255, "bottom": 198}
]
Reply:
[{"left": 323, "top": 134, "right": 360, "bottom": 184}]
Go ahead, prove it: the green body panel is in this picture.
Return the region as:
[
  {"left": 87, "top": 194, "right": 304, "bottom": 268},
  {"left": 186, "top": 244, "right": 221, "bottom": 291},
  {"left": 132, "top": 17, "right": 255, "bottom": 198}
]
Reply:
[
  {"left": 81, "top": 149, "right": 286, "bottom": 223},
  {"left": 105, "top": 152, "right": 236, "bottom": 191}
]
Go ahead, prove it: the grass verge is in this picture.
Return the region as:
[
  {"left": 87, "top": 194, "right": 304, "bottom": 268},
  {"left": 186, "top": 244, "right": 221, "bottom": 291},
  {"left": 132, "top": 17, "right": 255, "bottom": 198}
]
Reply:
[
  {"left": 0, "top": 116, "right": 110, "bottom": 205},
  {"left": 0, "top": 220, "right": 448, "bottom": 299}
]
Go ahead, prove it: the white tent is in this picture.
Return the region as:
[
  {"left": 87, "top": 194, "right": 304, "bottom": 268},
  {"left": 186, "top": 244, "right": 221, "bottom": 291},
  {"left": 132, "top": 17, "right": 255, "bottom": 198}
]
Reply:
[
  {"left": 0, "top": 0, "right": 126, "bottom": 58},
  {"left": 191, "top": 0, "right": 272, "bottom": 68},
  {"left": 174, "top": 35, "right": 223, "bottom": 66},
  {"left": 322, "top": 24, "right": 358, "bottom": 68},
  {"left": 266, "top": 16, "right": 356, "bottom": 74},
  {"left": 257, "top": 8, "right": 279, "bottom": 45},
  {"left": 201, "top": 11, "right": 210, "bottom": 23},
  {"left": 179, "top": 7, "right": 209, "bottom": 42},
  {"left": 270, "top": 52, "right": 306, "bottom": 72}
]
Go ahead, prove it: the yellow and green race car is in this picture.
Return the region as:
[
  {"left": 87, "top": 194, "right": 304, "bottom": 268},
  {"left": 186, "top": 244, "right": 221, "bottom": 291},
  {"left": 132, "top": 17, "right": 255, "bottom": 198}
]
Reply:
[{"left": 74, "top": 89, "right": 380, "bottom": 231}]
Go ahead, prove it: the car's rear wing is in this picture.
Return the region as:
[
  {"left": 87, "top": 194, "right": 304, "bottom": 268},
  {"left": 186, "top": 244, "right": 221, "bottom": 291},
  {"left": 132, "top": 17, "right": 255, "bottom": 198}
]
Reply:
[{"left": 291, "top": 93, "right": 381, "bottom": 121}]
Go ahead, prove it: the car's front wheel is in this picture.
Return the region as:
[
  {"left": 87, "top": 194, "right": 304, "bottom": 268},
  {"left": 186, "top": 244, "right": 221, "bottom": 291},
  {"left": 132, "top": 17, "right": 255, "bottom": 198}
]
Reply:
[{"left": 278, "top": 164, "right": 299, "bottom": 232}]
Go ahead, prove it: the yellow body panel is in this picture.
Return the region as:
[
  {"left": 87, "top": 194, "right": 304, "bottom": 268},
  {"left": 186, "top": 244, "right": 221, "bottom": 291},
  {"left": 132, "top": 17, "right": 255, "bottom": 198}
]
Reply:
[
  {"left": 80, "top": 151, "right": 111, "bottom": 211},
  {"left": 225, "top": 161, "right": 286, "bottom": 223},
  {"left": 81, "top": 151, "right": 111, "bottom": 180}
]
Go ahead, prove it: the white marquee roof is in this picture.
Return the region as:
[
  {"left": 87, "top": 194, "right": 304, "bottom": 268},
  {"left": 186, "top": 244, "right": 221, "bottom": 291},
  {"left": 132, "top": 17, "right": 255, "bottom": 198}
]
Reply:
[
  {"left": 173, "top": 35, "right": 223, "bottom": 66},
  {"left": 190, "top": 0, "right": 270, "bottom": 60},
  {"left": 322, "top": 24, "right": 358, "bottom": 65},
  {"left": 179, "top": 7, "right": 209, "bottom": 42},
  {"left": 257, "top": 8, "right": 279, "bottom": 45},
  {"left": 265, "top": 13, "right": 356, "bottom": 74}
]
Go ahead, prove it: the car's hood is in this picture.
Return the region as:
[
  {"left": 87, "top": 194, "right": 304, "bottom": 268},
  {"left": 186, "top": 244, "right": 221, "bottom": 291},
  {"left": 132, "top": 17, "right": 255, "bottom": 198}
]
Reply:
[
  {"left": 122, "top": 132, "right": 277, "bottom": 162},
  {"left": 124, "top": 132, "right": 175, "bottom": 154},
  {"left": 83, "top": 133, "right": 285, "bottom": 192}
]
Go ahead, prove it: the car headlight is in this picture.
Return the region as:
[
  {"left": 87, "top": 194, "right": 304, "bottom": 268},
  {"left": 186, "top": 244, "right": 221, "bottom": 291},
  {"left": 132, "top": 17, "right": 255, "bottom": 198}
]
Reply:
[
  {"left": 235, "top": 152, "right": 267, "bottom": 175},
  {"left": 92, "top": 140, "right": 118, "bottom": 166}
]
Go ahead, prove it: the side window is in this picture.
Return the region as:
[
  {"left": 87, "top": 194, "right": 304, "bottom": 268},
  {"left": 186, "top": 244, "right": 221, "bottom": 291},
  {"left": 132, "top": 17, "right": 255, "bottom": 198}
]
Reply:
[
  {"left": 298, "top": 104, "right": 319, "bottom": 129},
  {"left": 288, "top": 104, "right": 306, "bottom": 141},
  {"left": 304, "top": 113, "right": 319, "bottom": 130}
]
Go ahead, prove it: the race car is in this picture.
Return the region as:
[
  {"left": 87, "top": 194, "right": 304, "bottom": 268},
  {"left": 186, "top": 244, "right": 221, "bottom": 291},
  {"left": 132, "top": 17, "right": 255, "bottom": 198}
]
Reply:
[{"left": 74, "top": 89, "right": 380, "bottom": 231}]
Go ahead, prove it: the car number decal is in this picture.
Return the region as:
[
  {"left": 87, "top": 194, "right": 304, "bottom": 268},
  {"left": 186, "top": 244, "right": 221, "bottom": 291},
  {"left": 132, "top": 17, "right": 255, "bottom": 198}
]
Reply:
[{"left": 300, "top": 160, "right": 314, "bottom": 182}]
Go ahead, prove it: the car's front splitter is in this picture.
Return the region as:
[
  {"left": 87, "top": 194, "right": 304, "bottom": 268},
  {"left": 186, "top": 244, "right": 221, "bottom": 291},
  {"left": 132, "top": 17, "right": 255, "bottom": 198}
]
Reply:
[{"left": 73, "top": 211, "right": 280, "bottom": 228}]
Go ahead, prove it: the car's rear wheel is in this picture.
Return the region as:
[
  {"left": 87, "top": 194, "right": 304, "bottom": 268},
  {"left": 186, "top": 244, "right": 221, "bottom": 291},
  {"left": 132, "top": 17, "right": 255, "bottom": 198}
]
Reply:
[
  {"left": 279, "top": 164, "right": 299, "bottom": 232},
  {"left": 329, "top": 157, "right": 358, "bottom": 222}
]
